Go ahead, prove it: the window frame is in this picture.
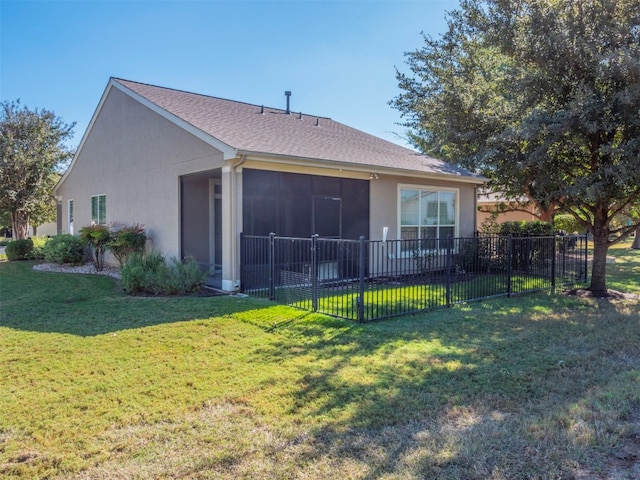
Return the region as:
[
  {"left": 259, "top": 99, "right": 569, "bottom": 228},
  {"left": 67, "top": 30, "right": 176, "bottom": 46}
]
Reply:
[
  {"left": 91, "top": 194, "right": 107, "bottom": 226},
  {"left": 397, "top": 184, "right": 460, "bottom": 255}
]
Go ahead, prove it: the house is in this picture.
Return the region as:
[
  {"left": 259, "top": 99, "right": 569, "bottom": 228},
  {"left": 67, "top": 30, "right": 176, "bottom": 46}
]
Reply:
[
  {"left": 54, "top": 78, "right": 485, "bottom": 291},
  {"left": 476, "top": 190, "right": 539, "bottom": 231}
]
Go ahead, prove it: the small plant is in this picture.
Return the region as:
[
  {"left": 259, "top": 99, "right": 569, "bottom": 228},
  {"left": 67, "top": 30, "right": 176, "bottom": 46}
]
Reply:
[
  {"left": 80, "top": 225, "right": 111, "bottom": 271},
  {"left": 121, "top": 252, "right": 206, "bottom": 295},
  {"left": 413, "top": 248, "right": 437, "bottom": 277},
  {"left": 5, "top": 239, "right": 33, "bottom": 261},
  {"left": 109, "top": 223, "right": 146, "bottom": 267},
  {"left": 43, "top": 234, "right": 85, "bottom": 265}
]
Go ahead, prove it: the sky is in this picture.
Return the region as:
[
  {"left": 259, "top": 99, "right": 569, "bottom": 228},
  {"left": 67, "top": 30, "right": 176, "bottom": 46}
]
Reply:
[{"left": 1, "top": 0, "right": 459, "bottom": 150}]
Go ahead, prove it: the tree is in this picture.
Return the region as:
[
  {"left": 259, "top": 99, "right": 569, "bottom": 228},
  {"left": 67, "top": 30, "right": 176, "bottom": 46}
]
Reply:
[
  {"left": 392, "top": 0, "right": 640, "bottom": 295},
  {"left": 29, "top": 171, "right": 61, "bottom": 236},
  {"left": 633, "top": 227, "right": 640, "bottom": 250},
  {"left": 0, "top": 100, "right": 74, "bottom": 239}
]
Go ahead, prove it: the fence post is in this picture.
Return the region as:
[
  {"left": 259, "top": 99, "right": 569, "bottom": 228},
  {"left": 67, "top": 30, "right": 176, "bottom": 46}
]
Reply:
[
  {"left": 445, "top": 235, "right": 452, "bottom": 307},
  {"left": 311, "top": 234, "right": 319, "bottom": 311},
  {"left": 269, "top": 232, "right": 276, "bottom": 301},
  {"left": 358, "top": 236, "right": 366, "bottom": 323},
  {"left": 551, "top": 235, "right": 557, "bottom": 291},
  {"left": 507, "top": 234, "right": 513, "bottom": 297}
]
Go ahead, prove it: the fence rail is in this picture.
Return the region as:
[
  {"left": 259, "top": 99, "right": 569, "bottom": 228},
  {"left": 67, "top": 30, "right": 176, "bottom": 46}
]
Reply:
[{"left": 240, "top": 233, "right": 588, "bottom": 322}]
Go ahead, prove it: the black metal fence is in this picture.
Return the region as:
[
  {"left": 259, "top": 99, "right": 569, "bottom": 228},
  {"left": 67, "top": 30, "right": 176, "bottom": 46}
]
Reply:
[{"left": 240, "top": 233, "right": 588, "bottom": 322}]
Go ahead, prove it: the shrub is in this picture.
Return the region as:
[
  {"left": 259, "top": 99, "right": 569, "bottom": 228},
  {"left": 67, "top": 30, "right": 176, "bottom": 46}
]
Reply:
[
  {"left": 80, "top": 225, "right": 111, "bottom": 271},
  {"left": 120, "top": 251, "right": 165, "bottom": 294},
  {"left": 497, "top": 220, "right": 555, "bottom": 236},
  {"left": 109, "top": 224, "right": 146, "bottom": 267},
  {"left": 30, "top": 236, "right": 49, "bottom": 260},
  {"left": 170, "top": 256, "right": 207, "bottom": 293},
  {"left": 43, "top": 234, "right": 85, "bottom": 265},
  {"left": 121, "top": 252, "right": 206, "bottom": 295},
  {"left": 554, "top": 214, "right": 583, "bottom": 234},
  {"left": 5, "top": 239, "right": 33, "bottom": 261},
  {"left": 455, "top": 237, "right": 499, "bottom": 273}
]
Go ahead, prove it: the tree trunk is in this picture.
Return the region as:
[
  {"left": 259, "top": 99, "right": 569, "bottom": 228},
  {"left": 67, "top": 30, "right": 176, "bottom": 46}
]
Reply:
[
  {"left": 32, "top": 224, "right": 38, "bottom": 237},
  {"left": 537, "top": 206, "right": 554, "bottom": 223},
  {"left": 11, "top": 211, "right": 30, "bottom": 240},
  {"left": 589, "top": 216, "right": 609, "bottom": 295},
  {"left": 632, "top": 226, "right": 640, "bottom": 249}
]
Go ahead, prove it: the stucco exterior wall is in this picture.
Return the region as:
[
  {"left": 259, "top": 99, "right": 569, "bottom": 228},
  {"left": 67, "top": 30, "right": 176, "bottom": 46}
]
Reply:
[
  {"left": 369, "top": 174, "right": 478, "bottom": 241},
  {"left": 476, "top": 205, "right": 537, "bottom": 231},
  {"left": 56, "top": 87, "right": 226, "bottom": 260}
]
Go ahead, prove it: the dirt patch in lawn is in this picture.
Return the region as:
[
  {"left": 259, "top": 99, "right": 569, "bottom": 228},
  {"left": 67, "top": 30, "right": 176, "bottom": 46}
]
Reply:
[{"left": 564, "top": 288, "right": 640, "bottom": 301}]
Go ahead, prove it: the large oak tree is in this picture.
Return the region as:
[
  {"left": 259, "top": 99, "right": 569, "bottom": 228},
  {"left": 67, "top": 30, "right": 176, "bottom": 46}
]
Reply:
[
  {"left": 392, "top": 0, "right": 640, "bottom": 295},
  {"left": 0, "top": 100, "right": 74, "bottom": 239}
]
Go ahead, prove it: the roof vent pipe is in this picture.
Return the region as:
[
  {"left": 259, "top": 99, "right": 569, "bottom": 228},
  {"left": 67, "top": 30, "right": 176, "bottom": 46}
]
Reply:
[{"left": 285, "top": 91, "right": 291, "bottom": 114}]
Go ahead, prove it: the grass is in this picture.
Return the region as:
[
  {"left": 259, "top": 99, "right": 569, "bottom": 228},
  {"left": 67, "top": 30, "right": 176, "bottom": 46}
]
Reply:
[{"left": 0, "top": 243, "right": 639, "bottom": 479}]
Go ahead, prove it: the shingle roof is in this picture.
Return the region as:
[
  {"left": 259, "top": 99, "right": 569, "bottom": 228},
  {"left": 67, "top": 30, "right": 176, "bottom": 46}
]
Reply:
[{"left": 113, "top": 78, "right": 483, "bottom": 181}]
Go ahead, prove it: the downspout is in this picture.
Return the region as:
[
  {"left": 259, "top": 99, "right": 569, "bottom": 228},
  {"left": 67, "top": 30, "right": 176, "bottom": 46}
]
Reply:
[
  {"left": 474, "top": 184, "right": 481, "bottom": 235},
  {"left": 228, "top": 154, "right": 246, "bottom": 290}
]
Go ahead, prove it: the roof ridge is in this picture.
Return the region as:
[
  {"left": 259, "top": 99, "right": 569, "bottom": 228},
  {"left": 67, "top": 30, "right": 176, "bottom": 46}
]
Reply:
[{"left": 111, "top": 77, "right": 332, "bottom": 121}]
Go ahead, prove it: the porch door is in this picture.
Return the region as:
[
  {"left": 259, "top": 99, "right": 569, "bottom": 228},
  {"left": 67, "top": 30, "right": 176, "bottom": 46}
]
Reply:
[{"left": 209, "top": 179, "right": 223, "bottom": 273}]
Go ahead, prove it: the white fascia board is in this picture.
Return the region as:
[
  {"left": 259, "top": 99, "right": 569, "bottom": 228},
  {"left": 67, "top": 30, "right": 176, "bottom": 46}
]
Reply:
[{"left": 236, "top": 150, "right": 487, "bottom": 185}]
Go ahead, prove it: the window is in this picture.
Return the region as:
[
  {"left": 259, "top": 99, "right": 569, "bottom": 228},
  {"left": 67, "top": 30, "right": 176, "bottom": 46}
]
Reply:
[
  {"left": 68, "top": 199, "right": 74, "bottom": 234},
  {"left": 399, "top": 186, "right": 458, "bottom": 251},
  {"left": 91, "top": 195, "right": 107, "bottom": 225}
]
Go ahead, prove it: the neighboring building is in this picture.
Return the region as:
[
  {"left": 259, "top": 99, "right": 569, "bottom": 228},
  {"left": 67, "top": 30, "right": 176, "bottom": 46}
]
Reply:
[
  {"left": 54, "top": 78, "right": 485, "bottom": 291},
  {"left": 476, "top": 190, "right": 538, "bottom": 231}
]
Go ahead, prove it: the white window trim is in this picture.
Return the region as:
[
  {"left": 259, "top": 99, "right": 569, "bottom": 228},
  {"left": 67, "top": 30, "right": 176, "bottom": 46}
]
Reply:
[
  {"left": 397, "top": 184, "right": 460, "bottom": 256},
  {"left": 67, "top": 199, "right": 74, "bottom": 235},
  {"left": 91, "top": 194, "right": 107, "bottom": 226}
]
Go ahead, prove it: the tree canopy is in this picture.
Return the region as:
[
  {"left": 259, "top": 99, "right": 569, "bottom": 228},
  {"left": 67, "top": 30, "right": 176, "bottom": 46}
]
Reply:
[
  {"left": 392, "top": 0, "right": 640, "bottom": 294},
  {"left": 0, "top": 100, "right": 74, "bottom": 239}
]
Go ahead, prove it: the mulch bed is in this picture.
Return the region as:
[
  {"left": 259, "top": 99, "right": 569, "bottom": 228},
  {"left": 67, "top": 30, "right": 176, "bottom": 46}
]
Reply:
[{"left": 564, "top": 288, "right": 639, "bottom": 300}]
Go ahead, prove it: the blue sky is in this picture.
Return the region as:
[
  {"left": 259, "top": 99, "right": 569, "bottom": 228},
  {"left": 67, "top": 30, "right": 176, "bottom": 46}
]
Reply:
[{"left": 1, "top": 0, "right": 458, "bottom": 149}]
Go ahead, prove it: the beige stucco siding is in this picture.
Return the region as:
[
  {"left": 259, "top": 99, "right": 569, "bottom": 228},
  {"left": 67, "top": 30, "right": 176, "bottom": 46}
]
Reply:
[
  {"left": 56, "top": 87, "right": 226, "bottom": 259},
  {"left": 476, "top": 204, "right": 537, "bottom": 231},
  {"left": 369, "top": 174, "right": 478, "bottom": 241}
]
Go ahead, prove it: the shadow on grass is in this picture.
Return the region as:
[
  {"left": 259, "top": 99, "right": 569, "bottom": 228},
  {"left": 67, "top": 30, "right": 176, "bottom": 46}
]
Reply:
[
  {"left": 0, "top": 261, "right": 268, "bottom": 336},
  {"left": 243, "top": 295, "right": 640, "bottom": 478}
]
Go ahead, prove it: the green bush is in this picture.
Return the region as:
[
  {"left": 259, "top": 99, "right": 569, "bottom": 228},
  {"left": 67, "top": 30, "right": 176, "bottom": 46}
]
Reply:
[
  {"left": 5, "top": 239, "right": 33, "bottom": 261},
  {"left": 120, "top": 251, "right": 165, "bottom": 294},
  {"left": 79, "top": 225, "right": 111, "bottom": 271},
  {"left": 169, "top": 256, "right": 207, "bottom": 293},
  {"left": 43, "top": 234, "right": 85, "bottom": 265},
  {"left": 30, "top": 236, "right": 49, "bottom": 260},
  {"left": 109, "top": 224, "right": 146, "bottom": 267},
  {"left": 121, "top": 252, "right": 207, "bottom": 295},
  {"left": 554, "top": 214, "right": 583, "bottom": 234},
  {"left": 497, "top": 220, "right": 555, "bottom": 236}
]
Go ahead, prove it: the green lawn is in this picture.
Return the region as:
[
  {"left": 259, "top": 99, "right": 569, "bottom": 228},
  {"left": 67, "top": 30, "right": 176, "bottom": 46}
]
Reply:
[{"left": 1, "top": 244, "right": 639, "bottom": 479}]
